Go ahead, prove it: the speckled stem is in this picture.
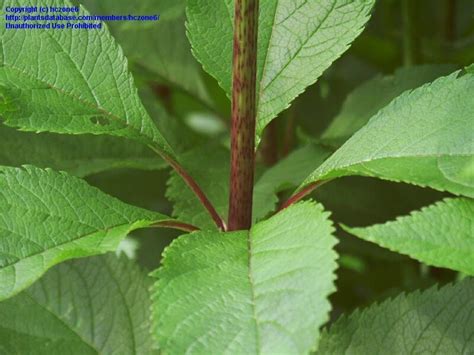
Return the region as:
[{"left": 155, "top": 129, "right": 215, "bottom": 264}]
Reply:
[{"left": 228, "top": 0, "right": 259, "bottom": 231}]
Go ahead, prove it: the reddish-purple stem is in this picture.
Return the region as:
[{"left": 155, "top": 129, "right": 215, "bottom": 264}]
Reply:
[
  {"left": 278, "top": 180, "right": 327, "bottom": 211},
  {"left": 150, "top": 147, "right": 227, "bottom": 231},
  {"left": 228, "top": 0, "right": 259, "bottom": 231},
  {"left": 153, "top": 221, "right": 200, "bottom": 233}
]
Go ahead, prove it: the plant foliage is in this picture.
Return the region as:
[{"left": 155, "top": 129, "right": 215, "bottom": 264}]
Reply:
[{"left": 0, "top": 0, "right": 473, "bottom": 353}]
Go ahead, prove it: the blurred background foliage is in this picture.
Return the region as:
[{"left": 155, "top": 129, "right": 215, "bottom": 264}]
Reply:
[{"left": 77, "top": 0, "right": 472, "bottom": 320}]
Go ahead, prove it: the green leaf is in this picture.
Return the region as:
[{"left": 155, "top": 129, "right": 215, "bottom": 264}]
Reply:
[
  {"left": 186, "top": 0, "right": 375, "bottom": 139},
  {"left": 79, "top": 0, "right": 211, "bottom": 106},
  {"left": 0, "top": 123, "right": 166, "bottom": 177},
  {"left": 151, "top": 201, "right": 337, "bottom": 354},
  {"left": 317, "top": 279, "right": 474, "bottom": 354},
  {"left": 0, "top": 0, "right": 172, "bottom": 155},
  {"left": 303, "top": 71, "right": 474, "bottom": 197},
  {"left": 253, "top": 144, "right": 331, "bottom": 220},
  {"left": 0, "top": 254, "right": 154, "bottom": 354},
  {"left": 343, "top": 198, "right": 474, "bottom": 275},
  {"left": 313, "top": 177, "right": 447, "bottom": 234},
  {"left": 0, "top": 165, "right": 172, "bottom": 300},
  {"left": 321, "top": 64, "right": 457, "bottom": 146}
]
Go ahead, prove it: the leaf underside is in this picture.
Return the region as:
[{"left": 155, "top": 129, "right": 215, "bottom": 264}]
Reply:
[
  {"left": 344, "top": 197, "right": 474, "bottom": 275},
  {"left": 0, "top": 123, "right": 166, "bottom": 177},
  {"left": 0, "top": 0, "right": 173, "bottom": 156},
  {"left": 79, "top": 0, "right": 212, "bottom": 105},
  {"left": 318, "top": 279, "right": 474, "bottom": 354},
  {"left": 303, "top": 71, "right": 474, "bottom": 198},
  {"left": 0, "top": 254, "right": 153, "bottom": 355},
  {"left": 0, "top": 165, "right": 171, "bottom": 300},
  {"left": 186, "top": 0, "right": 375, "bottom": 140},
  {"left": 321, "top": 64, "right": 457, "bottom": 146}
]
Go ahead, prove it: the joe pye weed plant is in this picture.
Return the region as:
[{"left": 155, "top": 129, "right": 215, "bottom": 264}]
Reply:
[{"left": 0, "top": 0, "right": 473, "bottom": 353}]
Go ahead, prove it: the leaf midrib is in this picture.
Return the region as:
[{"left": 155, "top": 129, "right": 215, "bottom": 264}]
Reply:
[
  {"left": 2, "top": 62, "right": 158, "bottom": 149},
  {"left": 0, "top": 196, "right": 127, "bottom": 231},
  {"left": 246, "top": 229, "right": 261, "bottom": 353},
  {"left": 0, "top": 196, "right": 158, "bottom": 270},
  {"left": 260, "top": 0, "right": 337, "bottom": 94},
  {"left": 0, "top": 219, "right": 141, "bottom": 271},
  {"left": 314, "top": 152, "right": 474, "bottom": 180},
  {"left": 41, "top": 25, "right": 102, "bottom": 110},
  {"left": 101, "top": 258, "right": 138, "bottom": 354},
  {"left": 256, "top": 1, "right": 278, "bottom": 107},
  {"left": 356, "top": 229, "right": 474, "bottom": 273},
  {"left": 23, "top": 292, "right": 99, "bottom": 354}
]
